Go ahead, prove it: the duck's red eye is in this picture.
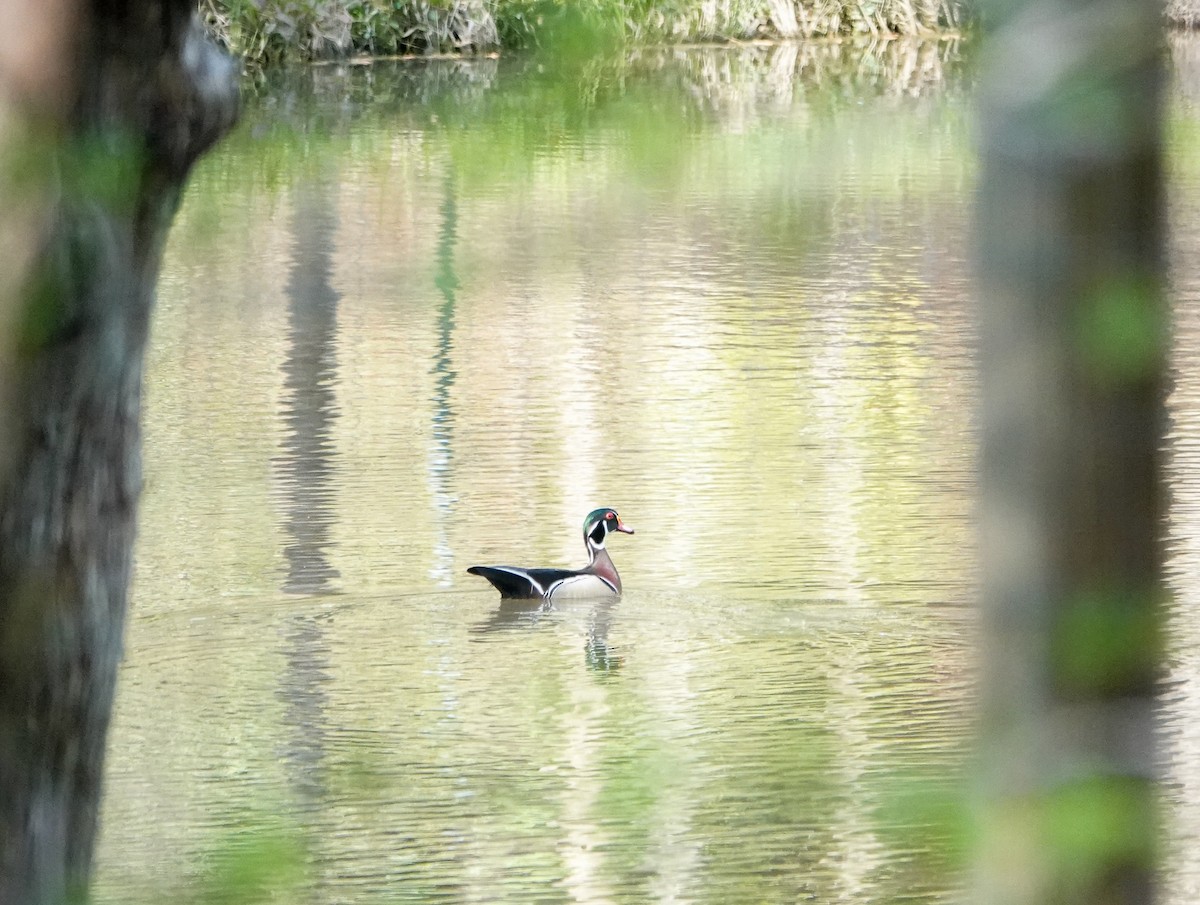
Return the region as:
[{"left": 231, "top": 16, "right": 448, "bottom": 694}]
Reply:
[{"left": 605, "top": 512, "right": 615, "bottom": 520}]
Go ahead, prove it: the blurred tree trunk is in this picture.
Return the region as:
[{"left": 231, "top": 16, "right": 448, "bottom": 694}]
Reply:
[
  {"left": 0, "top": 2, "right": 237, "bottom": 903},
  {"left": 975, "top": 2, "right": 1165, "bottom": 905}
]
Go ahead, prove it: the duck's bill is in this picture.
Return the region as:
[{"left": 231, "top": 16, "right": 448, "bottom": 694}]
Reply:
[{"left": 615, "top": 522, "right": 635, "bottom": 535}]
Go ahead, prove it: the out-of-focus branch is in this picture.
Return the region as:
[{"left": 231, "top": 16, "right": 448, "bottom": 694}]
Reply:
[{"left": 975, "top": 1, "right": 1165, "bottom": 904}]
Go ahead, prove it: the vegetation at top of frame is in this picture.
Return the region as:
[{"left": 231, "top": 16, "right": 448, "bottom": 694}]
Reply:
[{"left": 200, "top": 0, "right": 965, "bottom": 65}]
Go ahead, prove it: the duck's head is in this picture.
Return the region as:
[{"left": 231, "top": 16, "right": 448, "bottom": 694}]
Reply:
[{"left": 583, "top": 507, "right": 634, "bottom": 548}]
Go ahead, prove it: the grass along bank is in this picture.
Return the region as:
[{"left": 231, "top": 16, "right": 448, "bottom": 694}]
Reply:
[{"left": 200, "top": 0, "right": 964, "bottom": 64}]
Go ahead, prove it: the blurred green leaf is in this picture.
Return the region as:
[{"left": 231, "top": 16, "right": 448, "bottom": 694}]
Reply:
[
  {"left": 1044, "top": 777, "right": 1156, "bottom": 882},
  {"left": 1052, "top": 584, "right": 1161, "bottom": 696},
  {"left": 188, "top": 821, "right": 308, "bottom": 905},
  {"left": 1075, "top": 275, "right": 1163, "bottom": 384}
]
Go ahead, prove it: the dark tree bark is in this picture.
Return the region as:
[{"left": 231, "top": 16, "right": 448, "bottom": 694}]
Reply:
[
  {"left": 0, "top": 3, "right": 237, "bottom": 903},
  {"left": 975, "top": 3, "right": 1165, "bottom": 905}
]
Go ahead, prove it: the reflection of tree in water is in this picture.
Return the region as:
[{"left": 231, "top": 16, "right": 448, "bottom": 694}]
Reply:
[
  {"left": 277, "top": 177, "right": 341, "bottom": 595},
  {"left": 428, "top": 171, "right": 459, "bottom": 586},
  {"left": 277, "top": 612, "right": 333, "bottom": 805},
  {"left": 275, "top": 176, "right": 339, "bottom": 838}
]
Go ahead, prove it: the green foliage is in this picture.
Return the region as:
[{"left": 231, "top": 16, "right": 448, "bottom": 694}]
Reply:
[
  {"left": 1052, "top": 584, "right": 1162, "bottom": 696},
  {"left": 1042, "top": 777, "right": 1157, "bottom": 893},
  {"left": 190, "top": 828, "right": 308, "bottom": 905},
  {"left": 350, "top": 0, "right": 500, "bottom": 55},
  {"left": 105, "top": 817, "right": 309, "bottom": 905},
  {"left": 202, "top": 0, "right": 354, "bottom": 62},
  {"left": 495, "top": 0, "right": 627, "bottom": 53},
  {"left": 985, "top": 777, "right": 1157, "bottom": 904},
  {"left": 201, "top": 0, "right": 965, "bottom": 63},
  {"left": 1075, "top": 275, "right": 1165, "bottom": 385}
]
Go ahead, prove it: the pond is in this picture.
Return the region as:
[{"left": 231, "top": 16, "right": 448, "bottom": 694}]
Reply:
[{"left": 88, "top": 36, "right": 1200, "bottom": 904}]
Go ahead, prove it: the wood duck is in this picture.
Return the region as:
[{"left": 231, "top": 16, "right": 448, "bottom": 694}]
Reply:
[{"left": 467, "top": 507, "right": 634, "bottom": 600}]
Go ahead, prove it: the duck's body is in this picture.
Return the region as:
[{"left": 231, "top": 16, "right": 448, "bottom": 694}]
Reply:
[{"left": 468, "top": 508, "right": 634, "bottom": 600}]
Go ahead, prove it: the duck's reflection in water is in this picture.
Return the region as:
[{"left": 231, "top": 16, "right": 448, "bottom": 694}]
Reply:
[
  {"left": 584, "top": 596, "right": 623, "bottom": 674},
  {"left": 470, "top": 596, "right": 624, "bottom": 673}
]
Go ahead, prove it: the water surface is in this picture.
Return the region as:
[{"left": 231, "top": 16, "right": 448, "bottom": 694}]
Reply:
[{"left": 98, "top": 39, "right": 987, "bottom": 904}]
